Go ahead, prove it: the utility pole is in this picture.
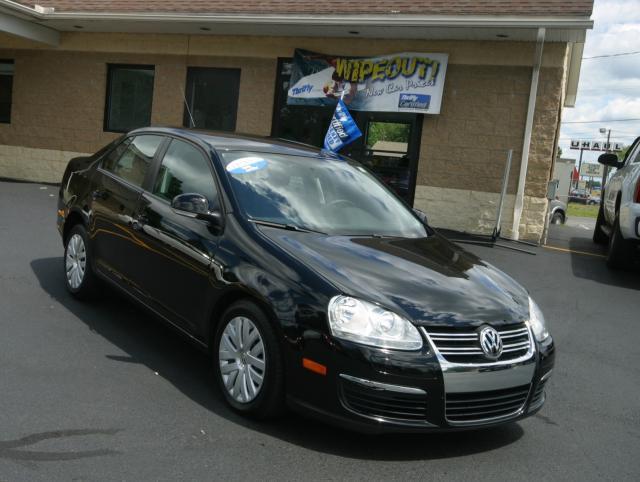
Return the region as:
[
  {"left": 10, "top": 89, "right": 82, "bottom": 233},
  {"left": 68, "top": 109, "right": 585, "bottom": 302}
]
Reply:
[
  {"left": 600, "top": 127, "right": 611, "bottom": 190},
  {"left": 575, "top": 147, "right": 585, "bottom": 190}
]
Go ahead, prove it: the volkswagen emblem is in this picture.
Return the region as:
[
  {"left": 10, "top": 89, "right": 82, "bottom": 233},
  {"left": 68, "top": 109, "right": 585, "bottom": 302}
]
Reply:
[{"left": 479, "top": 326, "right": 503, "bottom": 360}]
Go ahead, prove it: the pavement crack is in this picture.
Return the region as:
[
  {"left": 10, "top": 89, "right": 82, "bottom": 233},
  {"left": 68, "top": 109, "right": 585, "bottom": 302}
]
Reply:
[{"left": 0, "top": 428, "right": 121, "bottom": 463}]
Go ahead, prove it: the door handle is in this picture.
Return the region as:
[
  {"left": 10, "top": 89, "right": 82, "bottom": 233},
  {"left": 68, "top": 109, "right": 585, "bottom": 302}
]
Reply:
[
  {"left": 131, "top": 214, "right": 148, "bottom": 231},
  {"left": 92, "top": 190, "right": 108, "bottom": 200}
]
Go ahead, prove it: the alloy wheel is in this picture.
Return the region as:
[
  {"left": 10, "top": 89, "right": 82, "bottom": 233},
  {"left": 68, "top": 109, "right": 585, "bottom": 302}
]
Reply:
[
  {"left": 218, "top": 316, "right": 266, "bottom": 403},
  {"left": 65, "top": 233, "right": 86, "bottom": 289}
]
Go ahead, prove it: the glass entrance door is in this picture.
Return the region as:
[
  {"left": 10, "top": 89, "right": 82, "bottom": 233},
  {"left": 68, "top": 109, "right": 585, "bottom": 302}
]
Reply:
[
  {"left": 271, "top": 58, "right": 423, "bottom": 205},
  {"left": 342, "top": 113, "right": 422, "bottom": 204}
]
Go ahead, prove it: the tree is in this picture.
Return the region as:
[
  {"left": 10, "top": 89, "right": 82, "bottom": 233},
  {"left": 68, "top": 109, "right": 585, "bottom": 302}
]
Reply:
[
  {"left": 366, "top": 122, "right": 410, "bottom": 147},
  {"left": 557, "top": 146, "right": 563, "bottom": 158},
  {"left": 617, "top": 144, "right": 631, "bottom": 160}
]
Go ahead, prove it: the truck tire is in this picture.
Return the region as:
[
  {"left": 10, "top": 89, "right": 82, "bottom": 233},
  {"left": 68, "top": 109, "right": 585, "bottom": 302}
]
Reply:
[
  {"left": 593, "top": 204, "right": 608, "bottom": 245},
  {"left": 606, "top": 214, "right": 634, "bottom": 270}
]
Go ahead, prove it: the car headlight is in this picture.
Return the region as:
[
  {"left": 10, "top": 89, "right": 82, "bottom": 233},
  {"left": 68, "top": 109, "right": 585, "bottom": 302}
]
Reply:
[
  {"left": 528, "top": 297, "right": 550, "bottom": 342},
  {"left": 327, "top": 295, "right": 423, "bottom": 350}
]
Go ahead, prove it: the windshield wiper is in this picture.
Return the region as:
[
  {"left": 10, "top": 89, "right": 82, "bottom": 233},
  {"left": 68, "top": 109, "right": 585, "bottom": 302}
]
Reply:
[{"left": 249, "top": 219, "right": 327, "bottom": 235}]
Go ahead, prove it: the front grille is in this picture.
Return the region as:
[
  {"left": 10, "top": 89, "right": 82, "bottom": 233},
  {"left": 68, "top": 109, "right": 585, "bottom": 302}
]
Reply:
[
  {"left": 425, "top": 322, "right": 531, "bottom": 364},
  {"left": 446, "top": 384, "right": 530, "bottom": 424},
  {"left": 339, "top": 377, "right": 427, "bottom": 424}
]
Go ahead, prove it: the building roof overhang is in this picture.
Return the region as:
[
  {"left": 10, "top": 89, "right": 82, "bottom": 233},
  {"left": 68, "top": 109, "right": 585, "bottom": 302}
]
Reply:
[{"left": 0, "top": 0, "right": 592, "bottom": 108}]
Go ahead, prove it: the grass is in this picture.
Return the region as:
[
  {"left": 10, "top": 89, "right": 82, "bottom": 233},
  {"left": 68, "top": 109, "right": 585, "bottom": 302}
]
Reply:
[{"left": 567, "top": 202, "right": 599, "bottom": 218}]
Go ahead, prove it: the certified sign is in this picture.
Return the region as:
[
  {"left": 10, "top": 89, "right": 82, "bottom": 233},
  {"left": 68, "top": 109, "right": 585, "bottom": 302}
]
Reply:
[{"left": 580, "top": 163, "right": 604, "bottom": 177}]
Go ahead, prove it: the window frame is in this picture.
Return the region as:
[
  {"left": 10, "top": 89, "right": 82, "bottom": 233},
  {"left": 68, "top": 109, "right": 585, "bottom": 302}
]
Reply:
[
  {"left": 0, "top": 59, "right": 15, "bottom": 124},
  {"left": 626, "top": 138, "right": 640, "bottom": 165},
  {"left": 146, "top": 134, "right": 226, "bottom": 213},
  {"left": 103, "top": 63, "right": 156, "bottom": 134}
]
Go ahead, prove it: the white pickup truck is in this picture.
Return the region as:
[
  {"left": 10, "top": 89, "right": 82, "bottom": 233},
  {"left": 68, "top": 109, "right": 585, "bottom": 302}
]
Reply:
[{"left": 593, "top": 137, "right": 640, "bottom": 269}]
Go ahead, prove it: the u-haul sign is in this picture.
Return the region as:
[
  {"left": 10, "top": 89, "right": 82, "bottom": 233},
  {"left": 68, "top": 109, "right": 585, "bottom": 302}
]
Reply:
[{"left": 570, "top": 140, "right": 623, "bottom": 151}]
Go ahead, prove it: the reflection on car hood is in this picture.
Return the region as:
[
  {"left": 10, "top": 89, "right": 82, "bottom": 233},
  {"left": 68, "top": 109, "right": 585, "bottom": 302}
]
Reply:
[{"left": 261, "top": 228, "right": 530, "bottom": 328}]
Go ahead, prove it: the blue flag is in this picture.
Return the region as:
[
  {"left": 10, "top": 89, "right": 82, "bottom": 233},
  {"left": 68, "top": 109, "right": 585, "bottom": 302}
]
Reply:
[{"left": 323, "top": 100, "right": 362, "bottom": 152}]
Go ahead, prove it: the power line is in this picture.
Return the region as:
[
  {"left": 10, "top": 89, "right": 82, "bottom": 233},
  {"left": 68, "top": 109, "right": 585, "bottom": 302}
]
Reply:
[
  {"left": 562, "top": 118, "right": 640, "bottom": 124},
  {"left": 578, "top": 87, "right": 640, "bottom": 93},
  {"left": 559, "top": 137, "right": 635, "bottom": 141},
  {"left": 583, "top": 50, "right": 640, "bottom": 60}
]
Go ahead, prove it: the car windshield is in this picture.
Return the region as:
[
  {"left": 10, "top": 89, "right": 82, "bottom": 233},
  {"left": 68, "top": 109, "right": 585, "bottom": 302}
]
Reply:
[{"left": 221, "top": 151, "right": 428, "bottom": 238}]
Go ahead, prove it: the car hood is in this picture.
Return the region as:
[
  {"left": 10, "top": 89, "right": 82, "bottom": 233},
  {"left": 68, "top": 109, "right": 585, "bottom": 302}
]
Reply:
[{"left": 260, "top": 228, "right": 530, "bottom": 328}]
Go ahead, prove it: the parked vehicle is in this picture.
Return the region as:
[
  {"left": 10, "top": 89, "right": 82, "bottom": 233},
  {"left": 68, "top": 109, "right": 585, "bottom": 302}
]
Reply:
[
  {"left": 57, "top": 128, "right": 554, "bottom": 433},
  {"left": 587, "top": 195, "right": 600, "bottom": 206},
  {"left": 593, "top": 137, "right": 640, "bottom": 269},
  {"left": 550, "top": 199, "right": 567, "bottom": 224},
  {"left": 569, "top": 189, "right": 589, "bottom": 204}
]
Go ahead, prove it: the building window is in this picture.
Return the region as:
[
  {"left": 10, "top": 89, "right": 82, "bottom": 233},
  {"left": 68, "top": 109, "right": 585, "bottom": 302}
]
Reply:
[
  {"left": 0, "top": 60, "right": 14, "bottom": 124},
  {"left": 104, "top": 64, "right": 155, "bottom": 133},
  {"left": 183, "top": 67, "right": 240, "bottom": 131},
  {"left": 271, "top": 59, "right": 334, "bottom": 147}
]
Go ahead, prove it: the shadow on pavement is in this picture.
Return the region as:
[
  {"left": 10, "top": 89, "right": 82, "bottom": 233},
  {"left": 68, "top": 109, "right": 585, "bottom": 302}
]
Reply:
[
  {"left": 546, "top": 222, "right": 640, "bottom": 289},
  {"left": 567, "top": 237, "right": 640, "bottom": 289},
  {"left": 31, "top": 256, "right": 524, "bottom": 461}
]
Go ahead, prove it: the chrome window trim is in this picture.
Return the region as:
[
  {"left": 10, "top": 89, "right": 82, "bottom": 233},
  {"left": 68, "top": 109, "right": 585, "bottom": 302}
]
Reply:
[{"left": 339, "top": 374, "right": 426, "bottom": 395}]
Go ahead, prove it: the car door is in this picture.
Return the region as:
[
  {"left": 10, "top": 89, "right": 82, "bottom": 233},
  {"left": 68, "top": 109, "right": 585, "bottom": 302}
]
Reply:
[
  {"left": 128, "top": 137, "right": 221, "bottom": 336},
  {"left": 90, "top": 134, "right": 165, "bottom": 293}
]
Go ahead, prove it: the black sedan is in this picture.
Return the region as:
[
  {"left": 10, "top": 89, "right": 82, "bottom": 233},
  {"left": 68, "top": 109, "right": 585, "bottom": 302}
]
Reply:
[{"left": 57, "top": 127, "right": 554, "bottom": 433}]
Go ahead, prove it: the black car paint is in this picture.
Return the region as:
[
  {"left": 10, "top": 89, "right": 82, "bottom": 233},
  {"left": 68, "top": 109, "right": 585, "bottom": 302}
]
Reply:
[{"left": 58, "top": 127, "right": 554, "bottom": 433}]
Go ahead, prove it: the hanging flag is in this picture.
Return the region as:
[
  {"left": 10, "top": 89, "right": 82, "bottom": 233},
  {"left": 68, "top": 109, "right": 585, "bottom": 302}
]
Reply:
[{"left": 323, "top": 100, "right": 362, "bottom": 153}]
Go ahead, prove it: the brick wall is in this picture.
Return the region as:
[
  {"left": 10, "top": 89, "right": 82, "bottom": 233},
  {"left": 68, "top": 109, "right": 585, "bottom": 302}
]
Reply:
[{"left": 0, "top": 33, "right": 567, "bottom": 241}]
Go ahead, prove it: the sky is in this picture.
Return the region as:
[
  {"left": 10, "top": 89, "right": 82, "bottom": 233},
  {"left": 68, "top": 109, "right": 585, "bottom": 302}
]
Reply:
[{"left": 558, "top": 0, "right": 640, "bottom": 167}]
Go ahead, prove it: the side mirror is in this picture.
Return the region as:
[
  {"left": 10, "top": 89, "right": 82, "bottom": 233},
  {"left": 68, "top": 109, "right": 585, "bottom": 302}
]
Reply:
[
  {"left": 598, "top": 153, "right": 622, "bottom": 168},
  {"left": 171, "top": 193, "right": 223, "bottom": 229},
  {"left": 413, "top": 208, "right": 429, "bottom": 225}
]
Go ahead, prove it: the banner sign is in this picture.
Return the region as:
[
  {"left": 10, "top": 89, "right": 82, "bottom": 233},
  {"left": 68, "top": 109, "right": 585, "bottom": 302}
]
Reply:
[
  {"left": 570, "top": 140, "right": 623, "bottom": 151},
  {"left": 287, "top": 49, "right": 449, "bottom": 114},
  {"left": 323, "top": 100, "right": 362, "bottom": 152}
]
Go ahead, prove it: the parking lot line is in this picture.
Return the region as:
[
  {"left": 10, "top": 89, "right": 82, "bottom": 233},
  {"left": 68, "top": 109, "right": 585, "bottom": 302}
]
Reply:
[{"left": 543, "top": 244, "right": 607, "bottom": 258}]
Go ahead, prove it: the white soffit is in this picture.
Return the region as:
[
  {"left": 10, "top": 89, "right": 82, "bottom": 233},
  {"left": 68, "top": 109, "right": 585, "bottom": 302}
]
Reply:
[
  {"left": 32, "top": 19, "right": 588, "bottom": 42},
  {"left": 0, "top": 9, "right": 59, "bottom": 45}
]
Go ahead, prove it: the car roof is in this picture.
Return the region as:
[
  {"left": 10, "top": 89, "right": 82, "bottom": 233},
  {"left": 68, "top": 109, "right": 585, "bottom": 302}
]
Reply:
[{"left": 129, "top": 126, "right": 334, "bottom": 159}]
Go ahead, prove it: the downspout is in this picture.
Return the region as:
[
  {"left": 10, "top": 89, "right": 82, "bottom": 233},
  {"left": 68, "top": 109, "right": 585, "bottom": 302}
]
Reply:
[{"left": 511, "top": 27, "right": 545, "bottom": 240}]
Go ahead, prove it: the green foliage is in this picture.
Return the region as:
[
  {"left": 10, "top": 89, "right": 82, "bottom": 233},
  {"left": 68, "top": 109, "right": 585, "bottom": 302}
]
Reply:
[
  {"left": 567, "top": 203, "right": 599, "bottom": 218},
  {"left": 367, "top": 122, "right": 410, "bottom": 147},
  {"left": 618, "top": 144, "right": 631, "bottom": 160}
]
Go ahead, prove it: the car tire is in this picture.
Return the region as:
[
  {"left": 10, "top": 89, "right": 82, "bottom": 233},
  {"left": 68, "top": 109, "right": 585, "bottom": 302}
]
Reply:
[
  {"left": 64, "top": 224, "right": 99, "bottom": 299},
  {"left": 593, "top": 204, "right": 608, "bottom": 245},
  {"left": 214, "top": 300, "right": 285, "bottom": 419},
  {"left": 606, "top": 214, "right": 633, "bottom": 270},
  {"left": 551, "top": 211, "right": 565, "bottom": 225}
]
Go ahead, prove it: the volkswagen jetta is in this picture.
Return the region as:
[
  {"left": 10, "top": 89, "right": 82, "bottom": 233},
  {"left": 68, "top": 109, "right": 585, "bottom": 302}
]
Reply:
[{"left": 57, "top": 127, "right": 554, "bottom": 432}]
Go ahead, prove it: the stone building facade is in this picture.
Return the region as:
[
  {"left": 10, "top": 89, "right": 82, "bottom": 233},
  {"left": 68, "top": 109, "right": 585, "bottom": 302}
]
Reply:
[{"left": 0, "top": 1, "right": 593, "bottom": 242}]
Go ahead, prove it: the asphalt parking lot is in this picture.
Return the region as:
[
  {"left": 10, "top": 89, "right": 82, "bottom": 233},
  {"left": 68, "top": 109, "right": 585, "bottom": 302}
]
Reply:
[{"left": 1, "top": 180, "right": 639, "bottom": 481}]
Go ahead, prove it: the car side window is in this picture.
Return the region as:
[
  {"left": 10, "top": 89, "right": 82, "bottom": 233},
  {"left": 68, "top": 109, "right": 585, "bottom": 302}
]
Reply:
[
  {"left": 102, "top": 135, "right": 163, "bottom": 187},
  {"left": 153, "top": 139, "right": 219, "bottom": 209},
  {"left": 101, "top": 137, "right": 132, "bottom": 171},
  {"left": 630, "top": 144, "right": 640, "bottom": 164}
]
